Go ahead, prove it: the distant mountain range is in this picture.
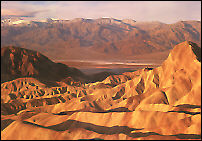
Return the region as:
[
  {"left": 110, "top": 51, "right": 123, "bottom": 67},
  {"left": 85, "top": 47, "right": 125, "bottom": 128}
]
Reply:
[{"left": 1, "top": 18, "right": 201, "bottom": 61}]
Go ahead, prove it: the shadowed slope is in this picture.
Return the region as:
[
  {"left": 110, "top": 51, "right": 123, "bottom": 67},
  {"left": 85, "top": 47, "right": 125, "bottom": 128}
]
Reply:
[
  {"left": 189, "top": 41, "right": 201, "bottom": 62},
  {"left": 1, "top": 117, "right": 201, "bottom": 140},
  {"left": 1, "top": 46, "right": 117, "bottom": 85},
  {"left": 1, "top": 46, "right": 86, "bottom": 84}
]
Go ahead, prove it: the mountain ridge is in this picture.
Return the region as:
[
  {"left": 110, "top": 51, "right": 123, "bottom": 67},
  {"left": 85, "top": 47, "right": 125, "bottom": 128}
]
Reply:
[
  {"left": 1, "top": 19, "right": 200, "bottom": 61},
  {"left": 1, "top": 41, "right": 201, "bottom": 139}
]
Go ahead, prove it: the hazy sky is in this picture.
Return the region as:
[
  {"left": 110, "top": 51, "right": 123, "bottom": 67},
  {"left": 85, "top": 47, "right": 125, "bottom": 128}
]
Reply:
[{"left": 1, "top": 1, "right": 201, "bottom": 24}]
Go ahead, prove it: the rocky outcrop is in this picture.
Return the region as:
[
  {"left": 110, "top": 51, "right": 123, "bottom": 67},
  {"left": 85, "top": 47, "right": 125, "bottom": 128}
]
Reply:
[{"left": 1, "top": 41, "right": 201, "bottom": 140}]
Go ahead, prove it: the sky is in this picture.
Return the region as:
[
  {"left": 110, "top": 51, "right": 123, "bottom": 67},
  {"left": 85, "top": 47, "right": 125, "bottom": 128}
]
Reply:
[{"left": 1, "top": 1, "right": 201, "bottom": 24}]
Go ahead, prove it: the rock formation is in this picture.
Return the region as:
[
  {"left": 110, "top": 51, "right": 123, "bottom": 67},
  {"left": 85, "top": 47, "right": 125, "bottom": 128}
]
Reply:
[{"left": 1, "top": 41, "right": 201, "bottom": 140}]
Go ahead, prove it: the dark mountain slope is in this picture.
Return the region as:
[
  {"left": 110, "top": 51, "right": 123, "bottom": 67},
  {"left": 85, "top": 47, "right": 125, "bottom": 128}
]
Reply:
[{"left": 1, "top": 46, "right": 86, "bottom": 84}]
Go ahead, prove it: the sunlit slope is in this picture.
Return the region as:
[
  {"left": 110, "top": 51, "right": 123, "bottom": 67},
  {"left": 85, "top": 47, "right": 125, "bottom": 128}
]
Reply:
[
  {"left": 1, "top": 19, "right": 201, "bottom": 60},
  {"left": 1, "top": 41, "right": 201, "bottom": 140}
]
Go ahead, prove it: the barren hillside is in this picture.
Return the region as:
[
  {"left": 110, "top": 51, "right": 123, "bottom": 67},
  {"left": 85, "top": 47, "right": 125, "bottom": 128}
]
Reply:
[
  {"left": 1, "top": 19, "right": 201, "bottom": 61},
  {"left": 1, "top": 41, "right": 201, "bottom": 140}
]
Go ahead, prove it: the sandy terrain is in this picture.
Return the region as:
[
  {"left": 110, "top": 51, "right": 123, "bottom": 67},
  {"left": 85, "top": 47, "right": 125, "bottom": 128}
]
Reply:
[{"left": 1, "top": 41, "right": 201, "bottom": 140}]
